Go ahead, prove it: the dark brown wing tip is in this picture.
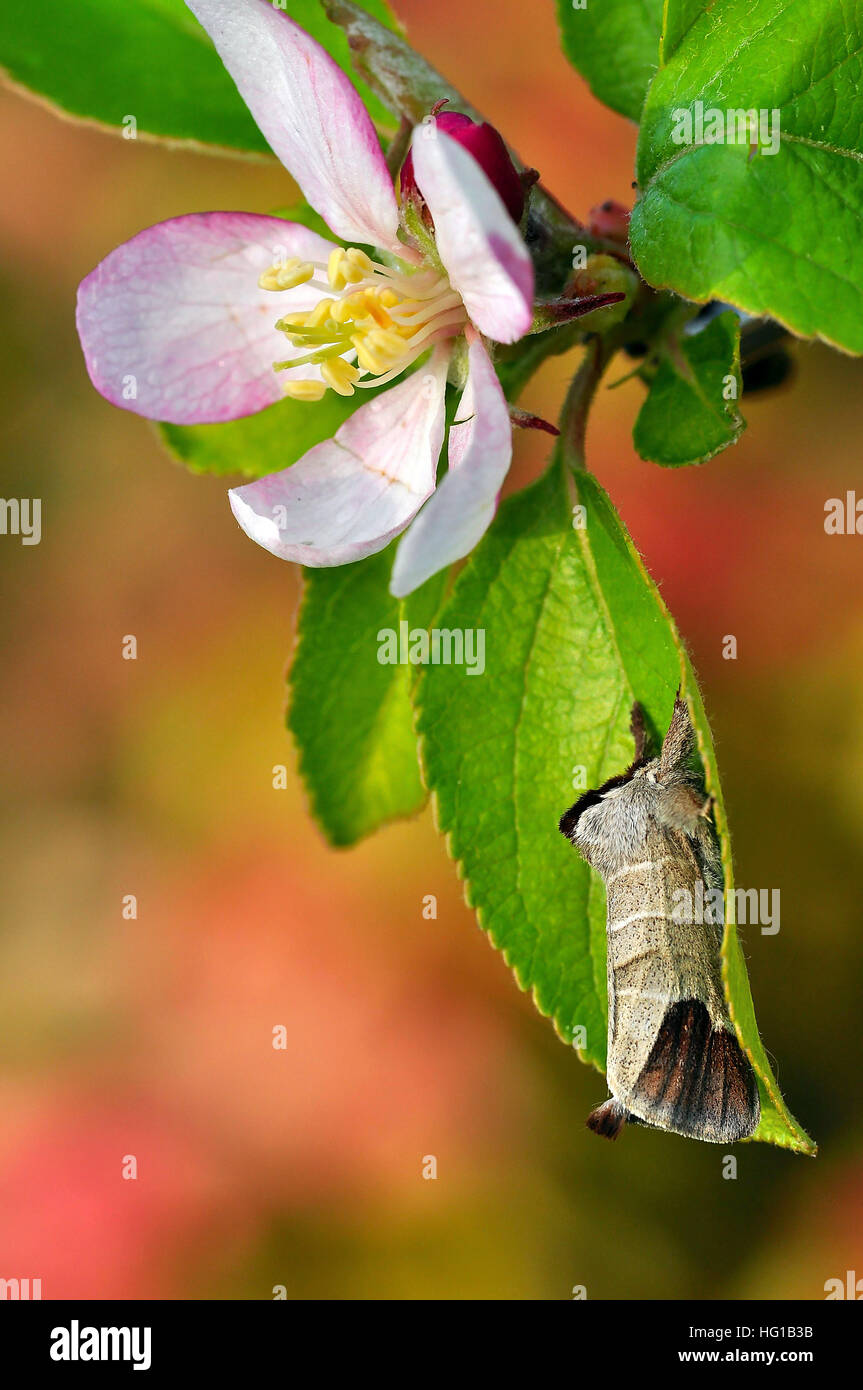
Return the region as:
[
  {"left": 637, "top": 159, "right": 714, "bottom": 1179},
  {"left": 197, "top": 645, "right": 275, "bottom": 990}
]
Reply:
[
  {"left": 586, "top": 1098, "right": 629, "bottom": 1140},
  {"left": 633, "top": 999, "right": 760, "bottom": 1143}
]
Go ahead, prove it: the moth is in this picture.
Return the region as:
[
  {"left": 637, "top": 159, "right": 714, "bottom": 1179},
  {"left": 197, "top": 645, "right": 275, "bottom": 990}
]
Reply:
[{"left": 559, "top": 695, "right": 760, "bottom": 1143}]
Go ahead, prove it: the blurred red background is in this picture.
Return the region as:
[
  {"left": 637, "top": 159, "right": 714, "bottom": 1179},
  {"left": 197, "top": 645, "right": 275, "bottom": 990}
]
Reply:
[{"left": 1, "top": 0, "right": 861, "bottom": 1299}]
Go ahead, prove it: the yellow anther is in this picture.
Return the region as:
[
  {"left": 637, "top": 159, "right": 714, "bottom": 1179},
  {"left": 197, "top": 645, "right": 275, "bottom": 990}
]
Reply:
[
  {"left": 279, "top": 261, "right": 315, "bottom": 289},
  {"left": 327, "top": 248, "right": 349, "bottom": 290},
  {"left": 346, "top": 247, "right": 373, "bottom": 275},
  {"left": 379, "top": 288, "right": 399, "bottom": 308},
  {"left": 306, "top": 297, "right": 336, "bottom": 328},
  {"left": 366, "top": 328, "right": 406, "bottom": 358},
  {"left": 351, "top": 338, "right": 385, "bottom": 374},
  {"left": 283, "top": 379, "right": 327, "bottom": 402},
  {"left": 275, "top": 311, "right": 311, "bottom": 331},
  {"left": 330, "top": 248, "right": 366, "bottom": 286},
  {"left": 259, "top": 258, "right": 315, "bottom": 291},
  {"left": 321, "top": 359, "right": 360, "bottom": 397},
  {"left": 363, "top": 294, "right": 394, "bottom": 329},
  {"left": 330, "top": 297, "right": 357, "bottom": 325}
]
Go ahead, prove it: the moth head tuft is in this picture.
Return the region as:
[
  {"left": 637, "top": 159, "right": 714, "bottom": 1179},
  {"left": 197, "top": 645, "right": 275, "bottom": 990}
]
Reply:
[{"left": 659, "top": 694, "right": 696, "bottom": 781}]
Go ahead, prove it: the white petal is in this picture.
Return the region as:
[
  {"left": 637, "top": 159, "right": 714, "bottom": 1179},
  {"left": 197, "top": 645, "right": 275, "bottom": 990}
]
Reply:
[
  {"left": 410, "top": 126, "right": 533, "bottom": 343},
  {"left": 186, "top": 0, "right": 401, "bottom": 251},
  {"left": 390, "top": 335, "right": 511, "bottom": 596},
  {"left": 76, "top": 212, "right": 337, "bottom": 424},
  {"left": 229, "top": 351, "right": 450, "bottom": 566}
]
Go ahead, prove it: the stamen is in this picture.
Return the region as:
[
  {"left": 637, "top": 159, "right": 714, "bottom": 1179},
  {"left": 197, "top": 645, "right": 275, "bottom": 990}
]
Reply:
[
  {"left": 354, "top": 344, "right": 430, "bottom": 388},
  {"left": 283, "top": 379, "right": 327, "bottom": 401},
  {"left": 346, "top": 248, "right": 374, "bottom": 275},
  {"left": 366, "top": 327, "right": 408, "bottom": 358},
  {"left": 273, "top": 342, "right": 349, "bottom": 371},
  {"left": 326, "top": 248, "right": 368, "bottom": 291},
  {"left": 389, "top": 292, "right": 464, "bottom": 324},
  {"left": 277, "top": 326, "right": 337, "bottom": 345},
  {"left": 321, "top": 359, "right": 360, "bottom": 396},
  {"left": 352, "top": 337, "right": 391, "bottom": 376},
  {"left": 330, "top": 296, "right": 359, "bottom": 325},
  {"left": 403, "top": 307, "right": 469, "bottom": 343},
  {"left": 276, "top": 311, "right": 312, "bottom": 330},
  {"left": 305, "top": 298, "right": 336, "bottom": 328},
  {"left": 258, "top": 258, "right": 315, "bottom": 291},
  {"left": 260, "top": 245, "right": 468, "bottom": 401}
]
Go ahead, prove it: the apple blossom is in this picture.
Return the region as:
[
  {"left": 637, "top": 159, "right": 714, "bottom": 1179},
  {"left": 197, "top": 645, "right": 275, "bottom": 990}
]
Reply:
[{"left": 75, "top": 0, "right": 534, "bottom": 593}]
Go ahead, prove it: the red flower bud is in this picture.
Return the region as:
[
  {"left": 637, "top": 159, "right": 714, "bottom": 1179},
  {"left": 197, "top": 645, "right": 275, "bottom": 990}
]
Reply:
[
  {"left": 401, "top": 111, "right": 525, "bottom": 225},
  {"left": 587, "top": 200, "right": 631, "bottom": 244}
]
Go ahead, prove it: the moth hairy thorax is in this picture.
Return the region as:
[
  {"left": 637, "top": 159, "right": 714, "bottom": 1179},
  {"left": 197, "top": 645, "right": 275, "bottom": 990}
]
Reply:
[{"left": 559, "top": 695, "right": 760, "bottom": 1144}]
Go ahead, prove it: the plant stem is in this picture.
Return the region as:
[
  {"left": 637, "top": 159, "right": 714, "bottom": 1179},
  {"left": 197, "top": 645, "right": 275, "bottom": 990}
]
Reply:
[
  {"left": 558, "top": 334, "right": 615, "bottom": 471},
  {"left": 385, "top": 115, "right": 413, "bottom": 178}
]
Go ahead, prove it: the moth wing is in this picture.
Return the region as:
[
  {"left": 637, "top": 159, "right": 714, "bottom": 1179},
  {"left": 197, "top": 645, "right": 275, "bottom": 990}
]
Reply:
[
  {"left": 690, "top": 812, "right": 725, "bottom": 900},
  {"left": 625, "top": 998, "right": 760, "bottom": 1142}
]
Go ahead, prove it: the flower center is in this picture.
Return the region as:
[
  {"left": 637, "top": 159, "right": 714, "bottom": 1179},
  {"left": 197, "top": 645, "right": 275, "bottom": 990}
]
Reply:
[{"left": 258, "top": 248, "right": 467, "bottom": 401}]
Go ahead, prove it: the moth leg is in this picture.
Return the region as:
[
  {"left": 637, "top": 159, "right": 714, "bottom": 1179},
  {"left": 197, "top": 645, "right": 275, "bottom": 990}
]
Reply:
[
  {"left": 629, "top": 702, "right": 648, "bottom": 762},
  {"left": 586, "top": 1097, "right": 630, "bottom": 1140}
]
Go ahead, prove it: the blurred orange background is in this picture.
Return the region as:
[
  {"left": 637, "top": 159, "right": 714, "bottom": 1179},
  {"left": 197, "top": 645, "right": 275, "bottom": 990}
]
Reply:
[{"left": 1, "top": 0, "right": 862, "bottom": 1299}]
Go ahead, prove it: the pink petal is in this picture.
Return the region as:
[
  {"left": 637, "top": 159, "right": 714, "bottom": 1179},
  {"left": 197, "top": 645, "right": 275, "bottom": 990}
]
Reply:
[
  {"left": 390, "top": 334, "right": 511, "bottom": 597},
  {"left": 76, "top": 212, "right": 338, "bottom": 424},
  {"left": 229, "top": 351, "right": 450, "bottom": 567},
  {"left": 186, "top": 0, "right": 401, "bottom": 252},
  {"left": 410, "top": 126, "right": 533, "bottom": 343}
]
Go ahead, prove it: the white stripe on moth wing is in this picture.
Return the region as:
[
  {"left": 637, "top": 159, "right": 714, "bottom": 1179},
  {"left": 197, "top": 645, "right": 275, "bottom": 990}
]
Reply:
[
  {"left": 614, "top": 988, "right": 670, "bottom": 1002},
  {"left": 608, "top": 910, "right": 668, "bottom": 933},
  {"left": 607, "top": 857, "right": 675, "bottom": 886}
]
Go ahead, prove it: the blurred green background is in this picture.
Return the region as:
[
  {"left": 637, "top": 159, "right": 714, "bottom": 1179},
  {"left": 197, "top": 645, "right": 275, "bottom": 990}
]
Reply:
[{"left": 1, "top": 0, "right": 862, "bottom": 1299}]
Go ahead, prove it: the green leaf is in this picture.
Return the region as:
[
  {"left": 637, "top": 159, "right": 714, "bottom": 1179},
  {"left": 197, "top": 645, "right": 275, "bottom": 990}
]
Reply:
[
  {"left": 159, "top": 389, "right": 374, "bottom": 480},
  {"left": 660, "top": 0, "right": 708, "bottom": 61},
  {"left": 630, "top": 0, "right": 863, "bottom": 354},
  {"left": 554, "top": 0, "right": 664, "bottom": 122},
  {"left": 0, "top": 0, "right": 398, "bottom": 153},
  {"left": 269, "top": 200, "right": 334, "bottom": 242},
  {"left": 288, "top": 547, "right": 446, "bottom": 847},
  {"left": 633, "top": 310, "right": 745, "bottom": 466},
  {"left": 416, "top": 457, "right": 815, "bottom": 1153}
]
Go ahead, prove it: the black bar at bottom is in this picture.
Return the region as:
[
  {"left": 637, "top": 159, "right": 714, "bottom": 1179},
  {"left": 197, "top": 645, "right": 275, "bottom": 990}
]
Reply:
[{"left": 0, "top": 1298, "right": 856, "bottom": 1375}]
